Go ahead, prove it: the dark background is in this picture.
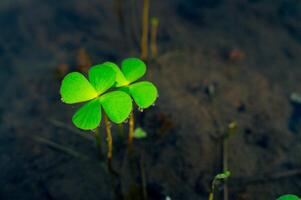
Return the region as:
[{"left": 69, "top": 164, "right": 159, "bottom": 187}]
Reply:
[{"left": 1, "top": 0, "right": 301, "bottom": 199}]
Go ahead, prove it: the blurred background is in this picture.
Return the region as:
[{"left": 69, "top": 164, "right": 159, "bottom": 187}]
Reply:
[{"left": 1, "top": 0, "right": 301, "bottom": 199}]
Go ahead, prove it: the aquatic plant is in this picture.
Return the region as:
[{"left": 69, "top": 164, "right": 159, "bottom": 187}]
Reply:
[
  {"left": 60, "top": 57, "right": 157, "bottom": 166},
  {"left": 105, "top": 58, "right": 158, "bottom": 149},
  {"left": 208, "top": 170, "right": 231, "bottom": 200},
  {"left": 60, "top": 64, "right": 132, "bottom": 130},
  {"left": 276, "top": 194, "right": 300, "bottom": 200}
]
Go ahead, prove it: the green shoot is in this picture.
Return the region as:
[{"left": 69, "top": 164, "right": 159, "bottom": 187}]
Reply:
[
  {"left": 208, "top": 171, "right": 231, "bottom": 200},
  {"left": 133, "top": 127, "right": 147, "bottom": 139},
  {"left": 223, "top": 121, "right": 237, "bottom": 200}
]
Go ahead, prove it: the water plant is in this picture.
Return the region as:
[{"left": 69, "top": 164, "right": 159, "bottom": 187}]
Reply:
[
  {"left": 276, "top": 194, "right": 300, "bottom": 200},
  {"left": 104, "top": 58, "right": 158, "bottom": 150},
  {"left": 60, "top": 57, "right": 157, "bottom": 167}
]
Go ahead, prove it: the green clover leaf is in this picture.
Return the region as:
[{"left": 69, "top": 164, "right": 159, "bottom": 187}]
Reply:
[
  {"left": 89, "top": 64, "right": 116, "bottom": 94},
  {"left": 276, "top": 195, "right": 300, "bottom": 200},
  {"left": 60, "top": 72, "right": 98, "bottom": 104},
  {"left": 72, "top": 99, "right": 101, "bottom": 130},
  {"left": 121, "top": 58, "right": 146, "bottom": 83},
  {"left": 107, "top": 58, "right": 158, "bottom": 109},
  {"left": 129, "top": 81, "right": 158, "bottom": 109},
  {"left": 60, "top": 63, "right": 133, "bottom": 130},
  {"left": 103, "top": 61, "right": 129, "bottom": 87},
  {"left": 100, "top": 91, "right": 132, "bottom": 124}
]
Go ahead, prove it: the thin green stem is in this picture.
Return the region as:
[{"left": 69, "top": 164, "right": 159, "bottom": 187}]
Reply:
[
  {"left": 104, "top": 113, "right": 115, "bottom": 174},
  {"left": 128, "top": 111, "right": 135, "bottom": 153},
  {"left": 93, "top": 127, "right": 103, "bottom": 159},
  {"left": 118, "top": 123, "right": 124, "bottom": 138}
]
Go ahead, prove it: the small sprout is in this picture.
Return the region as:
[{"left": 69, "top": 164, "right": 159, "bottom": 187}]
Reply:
[
  {"left": 133, "top": 127, "right": 147, "bottom": 139},
  {"left": 227, "top": 121, "right": 237, "bottom": 136},
  {"left": 151, "top": 17, "right": 159, "bottom": 27},
  {"left": 276, "top": 194, "right": 300, "bottom": 200},
  {"left": 214, "top": 170, "right": 231, "bottom": 180},
  {"left": 209, "top": 170, "right": 231, "bottom": 200}
]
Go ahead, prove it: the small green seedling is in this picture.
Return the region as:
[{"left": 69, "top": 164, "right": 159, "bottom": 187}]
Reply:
[
  {"left": 208, "top": 170, "right": 231, "bottom": 200},
  {"left": 133, "top": 127, "right": 147, "bottom": 139},
  {"left": 276, "top": 195, "right": 300, "bottom": 200}
]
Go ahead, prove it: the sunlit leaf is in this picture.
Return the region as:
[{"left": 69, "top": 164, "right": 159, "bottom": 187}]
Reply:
[
  {"left": 89, "top": 64, "right": 116, "bottom": 94},
  {"left": 121, "top": 58, "right": 146, "bottom": 83},
  {"left": 276, "top": 195, "right": 300, "bottom": 200},
  {"left": 133, "top": 127, "right": 147, "bottom": 139},
  {"left": 129, "top": 81, "right": 158, "bottom": 109},
  {"left": 72, "top": 99, "right": 101, "bottom": 130},
  {"left": 104, "top": 61, "right": 129, "bottom": 87},
  {"left": 100, "top": 91, "right": 132, "bottom": 124},
  {"left": 60, "top": 72, "right": 97, "bottom": 104}
]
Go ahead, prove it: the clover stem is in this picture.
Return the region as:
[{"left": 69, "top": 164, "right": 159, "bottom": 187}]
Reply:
[
  {"left": 150, "top": 18, "right": 159, "bottom": 58},
  {"left": 104, "top": 113, "right": 113, "bottom": 171},
  {"left": 93, "top": 127, "right": 102, "bottom": 159},
  {"left": 118, "top": 123, "right": 124, "bottom": 138},
  {"left": 128, "top": 111, "right": 135, "bottom": 153},
  {"left": 140, "top": 0, "right": 149, "bottom": 60}
]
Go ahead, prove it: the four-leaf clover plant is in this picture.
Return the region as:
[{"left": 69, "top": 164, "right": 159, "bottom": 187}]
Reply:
[
  {"left": 60, "top": 63, "right": 133, "bottom": 130},
  {"left": 60, "top": 58, "right": 158, "bottom": 130}
]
